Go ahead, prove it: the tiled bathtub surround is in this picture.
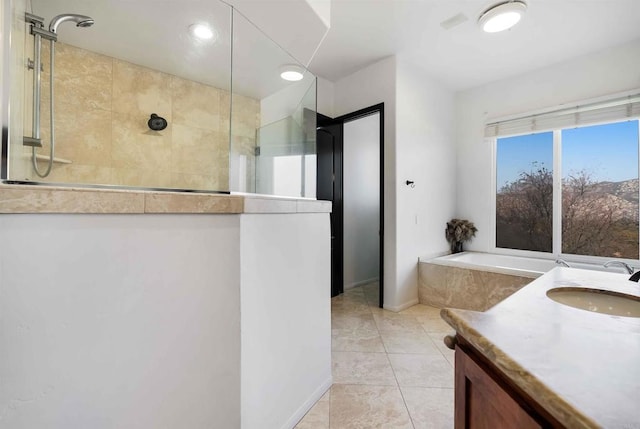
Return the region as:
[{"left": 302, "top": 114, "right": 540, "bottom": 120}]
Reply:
[
  {"left": 20, "top": 43, "right": 259, "bottom": 191},
  {"left": 418, "top": 262, "right": 532, "bottom": 311}
]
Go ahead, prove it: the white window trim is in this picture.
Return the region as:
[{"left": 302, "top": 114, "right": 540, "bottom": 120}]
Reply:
[
  {"left": 490, "top": 120, "right": 640, "bottom": 265},
  {"left": 489, "top": 137, "right": 498, "bottom": 255},
  {"left": 552, "top": 130, "right": 562, "bottom": 256}
]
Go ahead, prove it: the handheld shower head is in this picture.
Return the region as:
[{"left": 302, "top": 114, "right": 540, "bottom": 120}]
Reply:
[
  {"left": 49, "top": 14, "right": 94, "bottom": 33},
  {"left": 76, "top": 19, "right": 94, "bottom": 28}
]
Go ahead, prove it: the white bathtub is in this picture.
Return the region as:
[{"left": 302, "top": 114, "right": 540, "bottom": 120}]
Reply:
[
  {"left": 421, "top": 252, "right": 630, "bottom": 278},
  {"left": 417, "top": 252, "right": 631, "bottom": 311}
]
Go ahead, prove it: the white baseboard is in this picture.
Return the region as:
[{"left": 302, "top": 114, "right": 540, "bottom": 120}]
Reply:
[
  {"left": 344, "top": 277, "right": 379, "bottom": 290},
  {"left": 383, "top": 298, "right": 419, "bottom": 313},
  {"left": 283, "top": 376, "right": 333, "bottom": 429}
]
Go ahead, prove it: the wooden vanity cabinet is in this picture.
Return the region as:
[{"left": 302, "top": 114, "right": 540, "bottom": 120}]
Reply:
[{"left": 454, "top": 339, "right": 563, "bottom": 429}]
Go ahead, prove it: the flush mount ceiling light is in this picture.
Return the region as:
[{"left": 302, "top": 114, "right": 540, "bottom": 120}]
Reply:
[
  {"left": 279, "top": 64, "right": 305, "bottom": 82},
  {"left": 478, "top": 1, "right": 527, "bottom": 33},
  {"left": 189, "top": 23, "right": 216, "bottom": 41}
]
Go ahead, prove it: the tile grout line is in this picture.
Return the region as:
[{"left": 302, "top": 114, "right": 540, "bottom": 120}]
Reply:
[
  {"left": 328, "top": 383, "right": 332, "bottom": 429},
  {"left": 396, "top": 383, "right": 418, "bottom": 429},
  {"left": 420, "top": 323, "right": 455, "bottom": 369},
  {"left": 381, "top": 301, "right": 417, "bottom": 429},
  {"left": 332, "top": 283, "right": 442, "bottom": 428},
  {"left": 330, "top": 287, "right": 365, "bottom": 429},
  {"left": 330, "top": 286, "right": 456, "bottom": 429}
]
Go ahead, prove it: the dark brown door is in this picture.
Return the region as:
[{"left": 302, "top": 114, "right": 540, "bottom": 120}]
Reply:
[{"left": 317, "top": 116, "right": 343, "bottom": 298}]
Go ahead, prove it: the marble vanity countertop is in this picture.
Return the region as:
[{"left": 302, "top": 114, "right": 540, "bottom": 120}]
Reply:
[
  {"left": 441, "top": 267, "right": 640, "bottom": 429},
  {"left": 0, "top": 183, "right": 332, "bottom": 214}
]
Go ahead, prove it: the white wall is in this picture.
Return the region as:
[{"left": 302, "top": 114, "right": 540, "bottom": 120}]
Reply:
[
  {"left": 395, "top": 58, "right": 456, "bottom": 308},
  {"left": 456, "top": 39, "right": 640, "bottom": 253},
  {"left": 343, "top": 113, "right": 380, "bottom": 288},
  {"left": 317, "top": 77, "right": 334, "bottom": 117},
  {"left": 333, "top": 56, "right": 398, "bottom": 308},
  {"left": 332, "top": 56, "right": 456, "bottom": 311},
  {"left": 240, "top": 213, "right": 331, "bottom": 429},
  {"left": 0, "top": 214, "right": 242, "bottom": 428}
]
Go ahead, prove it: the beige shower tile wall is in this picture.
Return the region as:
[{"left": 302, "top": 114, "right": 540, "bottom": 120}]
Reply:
[{"left": 31, "top": 43, "right": 259, "bottom": 191}]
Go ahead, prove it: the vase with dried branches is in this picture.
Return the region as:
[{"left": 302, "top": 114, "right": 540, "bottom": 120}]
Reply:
[{"left": 445, "top": 219, "right": 478, "bottom": 253}]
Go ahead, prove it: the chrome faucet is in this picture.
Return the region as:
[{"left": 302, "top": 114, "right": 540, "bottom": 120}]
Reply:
[
  {"left": 555, "top": 258, "right": 571, "bottom": 268},
  {"left": 603, "top": 260, "right": 634, "bottom": 275}
]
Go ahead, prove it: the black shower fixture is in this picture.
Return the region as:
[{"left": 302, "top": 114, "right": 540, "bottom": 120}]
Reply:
[{"left": 148, "top": 113, "right": 168, "bottom": 131}]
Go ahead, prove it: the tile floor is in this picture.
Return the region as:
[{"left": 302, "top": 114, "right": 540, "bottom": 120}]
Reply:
[{"left": 295, "top": 282, "right": 456, "bottom": 429}]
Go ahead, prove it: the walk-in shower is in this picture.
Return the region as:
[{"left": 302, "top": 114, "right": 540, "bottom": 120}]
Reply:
[
  {"left": 24, "top": 12, "right": 94, "bottom": 177},
  {"left": 2, "top": 0, "right": 317, "bottom": 197}
]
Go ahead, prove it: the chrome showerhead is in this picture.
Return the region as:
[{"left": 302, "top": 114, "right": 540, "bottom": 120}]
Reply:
[
  {"left": 76, "top": 19, "right": 94, "bottom": 28},
  {"left": 49, "top": 14, "right": 94, "bottom": 33}
]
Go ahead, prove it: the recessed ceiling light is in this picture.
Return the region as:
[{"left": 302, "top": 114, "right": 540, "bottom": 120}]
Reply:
[
  {"left": 189, "top": 23, "right": 216, "bottom": 41},
  {"left": 279, "top": 64, "right": 305, "bottom": 82},
  {"left": 478, "top": 1, "right": 527, "bottom": 33}
]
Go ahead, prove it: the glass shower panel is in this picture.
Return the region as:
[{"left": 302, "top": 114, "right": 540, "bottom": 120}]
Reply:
[
  {"left": 6, "top": 0, "right": 233, "bottom": 192},
  {"left": 254, "top": 78, "right": 317, "bottom": 197},
  {"left": 4, "top": 0, "right": 31, "bottom": 180},
  {"left": 230, "top": 9, "right": 317, "bottom": 197},
  {"left": 298, "top": 79, "right": 318, "bottom": 197}
]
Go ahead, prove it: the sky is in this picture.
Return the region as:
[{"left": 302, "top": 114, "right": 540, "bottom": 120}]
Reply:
[{"left": 496, "top": 120, "right": 639, "bottom": 189}]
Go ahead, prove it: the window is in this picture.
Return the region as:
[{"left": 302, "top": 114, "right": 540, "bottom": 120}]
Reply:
[
  {"left": 495, "top": 119, "right": 640, "bottom": 259},
  {"left": 561, "top": 122, "right": 639, "bottom": 258},
  {"left": 496, "top": 132, "right": 553, "bottom": 252}
]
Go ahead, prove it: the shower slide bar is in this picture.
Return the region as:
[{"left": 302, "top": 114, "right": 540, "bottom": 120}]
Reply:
[
  {"left": 23, "top": 13, "right": 49, "bottom": 150},
  {"left": 22, "top": 12, "right": 93, "bottom": 178}
]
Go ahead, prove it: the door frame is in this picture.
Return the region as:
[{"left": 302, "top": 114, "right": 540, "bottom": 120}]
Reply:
[
  {"left": 335, "top": 103, "right": 385, "bottom": 308},
  {"left": 316, "top": 117, "right": 343, "bottom": 298}
]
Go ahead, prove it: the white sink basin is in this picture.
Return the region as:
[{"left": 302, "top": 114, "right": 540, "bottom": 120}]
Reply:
[{"left": 546, "top": 287, "right": 640, "bottom": 317}]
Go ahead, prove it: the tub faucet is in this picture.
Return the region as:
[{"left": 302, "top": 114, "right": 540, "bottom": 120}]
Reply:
[
  {"left": 629, "top": 271, "right": 640, "bottom": 282},
  {"left": 604, "top": 260, "right": 634, "bottom": 275},
  {"left": 555, "top": 258, "right": 571, "bottom": 268}
]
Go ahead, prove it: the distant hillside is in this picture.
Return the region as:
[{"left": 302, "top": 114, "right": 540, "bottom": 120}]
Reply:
[
  {"left": 568, "top": 178, "right": 639, "bottom": 221},
  {"left": 590, "top": 179, "right": 639, "bottom": 204}
]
